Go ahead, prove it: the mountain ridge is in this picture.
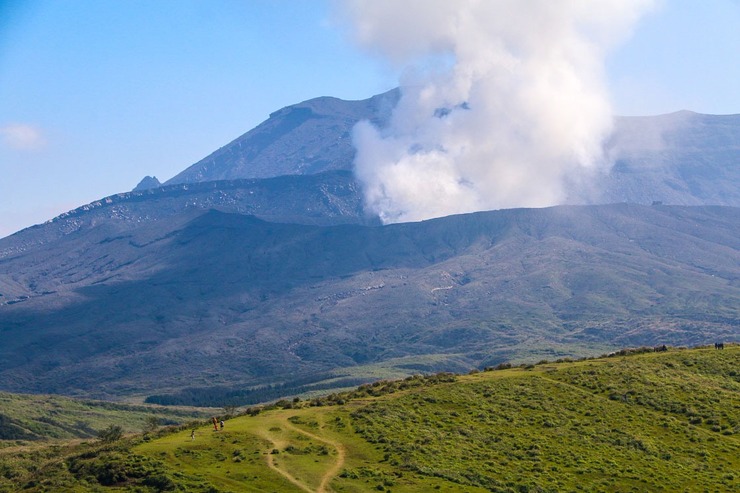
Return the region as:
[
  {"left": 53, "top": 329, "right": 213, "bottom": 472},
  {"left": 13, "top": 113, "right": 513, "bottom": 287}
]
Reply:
[
  {"left": 159, "top": 88, "right": 740, "bottom": 210},
  {"left": 0, "top": 170, "right": 374, "bottom": 261},
  {"left": 1, "top": 203, "right": 737, "bottom": 400},
  {"left": 164, "top": 89, "right": 400, "bottom": 184}
]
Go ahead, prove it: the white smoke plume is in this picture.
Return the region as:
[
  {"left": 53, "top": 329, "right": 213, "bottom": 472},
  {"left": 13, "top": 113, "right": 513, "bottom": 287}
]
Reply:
[{"left": 339, "top": 0, "right": 656, "bottom": 223}]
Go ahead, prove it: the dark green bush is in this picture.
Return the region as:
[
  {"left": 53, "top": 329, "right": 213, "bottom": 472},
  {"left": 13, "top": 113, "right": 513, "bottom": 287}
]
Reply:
[{"left": 97, "top": 425, "right": 123, "bottom": 443}]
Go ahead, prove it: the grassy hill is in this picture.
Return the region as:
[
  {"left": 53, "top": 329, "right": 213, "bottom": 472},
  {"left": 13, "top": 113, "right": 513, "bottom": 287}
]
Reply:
[
  {"left": 0, "top": 392, "right": 207, "bottom": 443},
  {"left": 1, "top": 344, "right": 737, "bottom": 492}
]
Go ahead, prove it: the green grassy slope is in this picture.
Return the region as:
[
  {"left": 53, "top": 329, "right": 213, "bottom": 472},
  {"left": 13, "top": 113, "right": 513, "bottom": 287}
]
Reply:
[
  {"left": 1, "top": 345, "right": 737, "bottom": 492},
  {"left": 0, "top": 392, "right": 207, "bottom": 443}
]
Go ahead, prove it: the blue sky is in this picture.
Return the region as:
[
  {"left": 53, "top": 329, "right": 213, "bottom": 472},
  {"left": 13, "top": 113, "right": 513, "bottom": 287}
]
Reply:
[{"left": 1, "top": 0, "right": 739, "bottom": 238}]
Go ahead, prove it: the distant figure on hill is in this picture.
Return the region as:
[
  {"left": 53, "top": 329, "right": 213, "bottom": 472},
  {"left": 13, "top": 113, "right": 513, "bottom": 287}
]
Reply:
[
  {"left": 654, "top": 345, "right": 667, "bottom": 352},
  {"left": 212, "top": 417, "right": 219, "bottom": 431},
  {"left": 191, "top": 430, "right": 195, "bottom": 441},
  {"left": 715, "top": 342, "right": 724, "bottom": 350},
  {"left": 220, "top": 420, "right": 224, "bottom": 430}
]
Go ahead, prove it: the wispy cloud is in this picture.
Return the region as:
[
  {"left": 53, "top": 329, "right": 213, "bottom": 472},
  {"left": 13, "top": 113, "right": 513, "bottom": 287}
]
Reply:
[{"left": 0, "top": 123, "right": 46, "bottom": 151}]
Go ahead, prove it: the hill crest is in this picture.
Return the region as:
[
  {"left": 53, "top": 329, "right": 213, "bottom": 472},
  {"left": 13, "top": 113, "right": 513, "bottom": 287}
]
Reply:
[{"left": 1, "top": 345, "right": 737, "bottom": 492}]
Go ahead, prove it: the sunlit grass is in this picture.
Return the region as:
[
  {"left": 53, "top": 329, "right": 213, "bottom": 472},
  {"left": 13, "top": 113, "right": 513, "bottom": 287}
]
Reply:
[{"left": 2, "top": 345, "right": 737, "bottom": 492}]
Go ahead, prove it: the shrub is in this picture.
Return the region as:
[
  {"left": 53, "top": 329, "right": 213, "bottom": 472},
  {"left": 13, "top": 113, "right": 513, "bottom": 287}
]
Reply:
[
  {"left": 97, "top": 425, "right": 123, "bottom": 443},
  {"left": 142, "top": 473, "right": 176, "bottom": 491},
  {"left": 143, "top": 416, "right": 160, "bottom": 434}
]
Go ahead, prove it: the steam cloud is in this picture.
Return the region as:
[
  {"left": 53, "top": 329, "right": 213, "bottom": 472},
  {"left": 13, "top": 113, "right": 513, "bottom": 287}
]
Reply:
[{"left": 340, "top": 0, "right": 655, "bottom": 223}]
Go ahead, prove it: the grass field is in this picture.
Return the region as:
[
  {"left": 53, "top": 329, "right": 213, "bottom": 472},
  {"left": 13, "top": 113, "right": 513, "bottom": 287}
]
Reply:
[
  {"left": 1, "top": 345, "right": 737, "bottom": 492},
  {"left": 0, "top": 392, "right": 208, "bottom": 443}
]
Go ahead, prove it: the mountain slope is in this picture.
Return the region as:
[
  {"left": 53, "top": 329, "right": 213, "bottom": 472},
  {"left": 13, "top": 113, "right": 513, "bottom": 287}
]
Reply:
[
  {"left": 162, "top": 89, "right": 740, "bottom": 208},
  {"left": 165, "top": 89, "right": 399, "bottom": 184},
  {"left": 1, "top": 89, "right": 739, "bottom": 402},
  {"left": 0, "top": 170, "right": 373, "bottom": 261},
  {"left": 0, "top": 392, "right": 203, "bottom": 441},
  {"left": 598, "top": 110, "right": 740, "bottom": 206},
  {"left": 0, "top": 204, "right": 737, "bottom": 400},
  {"left": 2, "top": 346, "right": 737, "bottom": 492},
  {"left": 3, "top": 93, "right": 737, "bottom": 275}
]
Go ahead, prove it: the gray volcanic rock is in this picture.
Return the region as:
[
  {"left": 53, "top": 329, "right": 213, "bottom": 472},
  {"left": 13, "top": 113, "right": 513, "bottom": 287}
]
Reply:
[
  {"left": 166, "top": 89, "right": 399, "bottom": 184},
  {"left": 1, "top": 89, "right": 739, "bottom": 405},
  {"left": 5, "top": 92, "right": 737, "bottom": 260},
  {"left": 133, "top": 176, "right": 161, "bottom": 191},
  {"left": 164, "top": 88, "right": 739, "bottom": 209},
  {"left": 0, "top": 171, "right": 373, "bottom": 263}
]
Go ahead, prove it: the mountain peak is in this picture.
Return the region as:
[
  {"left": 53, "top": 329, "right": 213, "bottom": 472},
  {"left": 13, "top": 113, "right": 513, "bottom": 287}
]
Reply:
[
  {"left": 133, "top": 175, "right": 161, "bottom": 191},
  {"left": 164, "top": 89, "right": 399, "bottom": 185}
]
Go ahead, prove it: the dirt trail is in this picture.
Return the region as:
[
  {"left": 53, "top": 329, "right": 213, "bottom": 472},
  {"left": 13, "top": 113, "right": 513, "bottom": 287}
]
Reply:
[
  {"left": 259, "top": 412, "right": 346, "bottom": 493},
  {"left": 282, "top": 416, "right": 347, "bottom": 493},
  {"left": 264, "top": 447, "right": 313, "bottom": 493},
  {"left": 258, "top": 425, "right": 313, "bottom": 493}
]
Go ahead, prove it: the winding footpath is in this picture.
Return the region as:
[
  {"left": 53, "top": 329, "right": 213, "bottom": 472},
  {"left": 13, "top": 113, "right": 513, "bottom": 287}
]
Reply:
[{"left": 261, "top": 413, "right": 346, "bottom": 493}]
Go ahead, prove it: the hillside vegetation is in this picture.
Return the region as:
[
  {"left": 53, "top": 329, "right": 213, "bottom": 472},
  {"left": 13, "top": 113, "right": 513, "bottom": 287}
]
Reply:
[
  {"left": 0, "top": 393, "right": 207, "bottom": 443},
  {"left": 1, "top": 345, "right": 737, "bottom": 492}
]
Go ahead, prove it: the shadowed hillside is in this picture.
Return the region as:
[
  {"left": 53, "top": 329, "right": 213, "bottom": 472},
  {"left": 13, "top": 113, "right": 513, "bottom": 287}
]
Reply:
[{"left": 1, "top": 204, "right": 737, "bottom": 401}]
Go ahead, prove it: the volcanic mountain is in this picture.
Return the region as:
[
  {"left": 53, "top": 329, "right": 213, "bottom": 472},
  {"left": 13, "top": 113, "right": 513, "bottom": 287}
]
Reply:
[
  {"left": 1, "top": 203, "right": 737, "bottom": 402},
  {"left": 0, "top": 90, "right": 738, "bottom": 403}
]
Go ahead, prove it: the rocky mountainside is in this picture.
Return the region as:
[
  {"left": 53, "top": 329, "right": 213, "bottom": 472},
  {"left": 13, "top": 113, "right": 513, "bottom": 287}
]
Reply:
[
  {"left": 0, "top": 204, "right": 737, "bottom": 400},
  {"left": 132, "top": 175, "right": 161, "bottom": 191},
  {"left": 164, "top": 90, "right": 740, "bottom": 208},
  {"left": 5, "top": 91, "right": 737, "bottom": 255},
  {"left": 0, "top": 171, "right": 372, "bottom": 263},
  {"left": 165, "top": 89, "right": 399, "bottom": 184}
]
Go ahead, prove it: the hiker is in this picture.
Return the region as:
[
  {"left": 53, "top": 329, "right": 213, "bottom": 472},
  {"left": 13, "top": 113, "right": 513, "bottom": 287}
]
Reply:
[
  {"left": 212, "top": 417, "right": 218, "bottom": 431},
  {"left": 220, "top": 419, "right": 224, "bottom": 430},
  {"left": 191, "top": 430, "right": 195, "bottom": 441}
]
